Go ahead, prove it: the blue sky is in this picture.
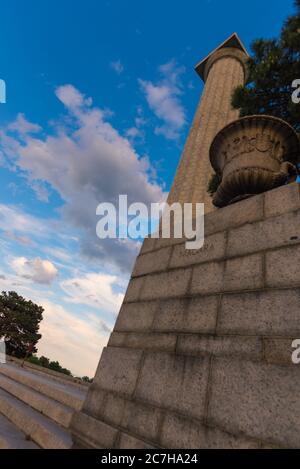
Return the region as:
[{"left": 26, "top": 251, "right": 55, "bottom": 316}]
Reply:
[{"left": 0, "top": 0, "right": 295, "bottom": 376}]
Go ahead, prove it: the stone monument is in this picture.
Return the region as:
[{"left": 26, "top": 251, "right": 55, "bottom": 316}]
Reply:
[{"left": 70, "top": 33, "right": 300, "bottom": 449}]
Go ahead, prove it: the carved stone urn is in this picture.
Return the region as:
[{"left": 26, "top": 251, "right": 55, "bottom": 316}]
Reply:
[{"left": 209, "top": 115, "right": 300, "bottom": 207}]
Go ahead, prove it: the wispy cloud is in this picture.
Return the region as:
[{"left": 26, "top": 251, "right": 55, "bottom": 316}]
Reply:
[
  {"left": 60, "top": 272, "right": 123, "bottom": 313},
  {"left": 139, "top": 59, "right": 186, "bottom": 140},
  {"left": 110, "top": 59, "right": 124, "bottom": 75}
]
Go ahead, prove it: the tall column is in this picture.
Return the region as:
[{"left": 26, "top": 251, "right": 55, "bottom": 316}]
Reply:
[{"left": 168, "top": 33, "right": 249, "bottom": 213}]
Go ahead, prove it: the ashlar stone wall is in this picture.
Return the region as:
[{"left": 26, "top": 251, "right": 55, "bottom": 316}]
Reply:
[{"left": 71, "top": 182, "right": 300, "bottom": 449}]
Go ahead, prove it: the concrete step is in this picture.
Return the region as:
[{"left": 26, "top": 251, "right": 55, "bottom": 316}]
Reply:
[
  {"left": 0, "top": 388, "right": 72, "bottom": 449},
  {"left": 0, "top": 363, "right": 86, "bottom": 410},
  {"left": 6, "top": 356, "right": 89, "bottom": 391},
  {"left": 0, "top": 374, "right": 73, "bottom": 428},
  {"left": 0, "top": 414, "right": 39, "bottom": 449}
]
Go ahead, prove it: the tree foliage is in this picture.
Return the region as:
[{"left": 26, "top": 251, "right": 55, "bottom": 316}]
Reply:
[
  {"left": 232, "top": 0, "right": 300, "bottom": 131},
  {"left": 27, "top": 355, "right": 72, "bottom": 375},
  {"left": 0, "top": 291, "right": 43, "bottom": 358}
]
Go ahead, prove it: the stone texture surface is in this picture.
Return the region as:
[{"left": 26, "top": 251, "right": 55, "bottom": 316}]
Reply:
[
  {"left": 109, "top": 332, "right": 177, "bottom": 353},
  {"left": 93, "top": 347, "right": 143, "bottom": 396},
  {"left": 132, "top": 247, "right": 172, "bottom": 277},
  {"left": 263, "top": 338, "right": 296, "bottom": 365},
  {"left": 152, "top": 296, "right": 218, "bottom": 334},
  {"left": 227, "top": 210, "right": 300, "bottom": 258},
  {"left": 205, "top": 193, "right": 264, "bottom": 235},
  {"left": 135, "top": 352, "right": 210, "bottom": 420},
  {"left": 170, "top": 231, "right": 226, "bottom": 269},
  {"left": 118, "top": 433, "right": 155, "bottom": 449},
  {"left": 160, "top": 413, "right": 260, "bottom": 449},
  {"left": 115, "top": 301, "right": 159, "bottom": 332},
  {"left": 191, "top": 261, "right": 224, "bottom": 295},
  {"left": 124, "top": 277, "right": 145, "bottom": 303},
  {"left": 266, "top": 244, "right": 300, "bottom": 288},
  {"left": 218, "top": 289, "right": 300, "bottom": 336},
  {"left": 208, "top": 357, "right": 300, "bottom": 448},
  {"left": 264, "top": 182, "right": 300, "bottom": 218},
  {"left": 140, "top": 268, "right": 191, "bottom": 300},
  {"left": 121, "top": 400, "right": 162, "bottom": 442},
  {"left": 224, "top": 253, "right": 264, "bottom": 291},
  {"left": 177, "top": 334, "right": 262, "bottom": 360}
]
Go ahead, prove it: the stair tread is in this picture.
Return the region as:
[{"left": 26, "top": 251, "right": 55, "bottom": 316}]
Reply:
[
  {"left": 0, "top": 374, "right": 73, "bottom": 427},
  {"left": 0, "top": 387, "right": 73, "bottom": 449},
  {"left": 0, "top": 363, "right": 86, "bottom": 399},
  {"left": 0, "top": 413, "right": 39, "bottom": 449}
]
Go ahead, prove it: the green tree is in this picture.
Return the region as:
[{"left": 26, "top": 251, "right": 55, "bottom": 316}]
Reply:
[
  {"left": 81, "top": 376, "right": 93, "bottom": 383},
  {"left": 0, "top": 291, "right": 43, "bottom": 358},
  {"left": 232, "top": 0, "right": 300, "bottom": 131}
]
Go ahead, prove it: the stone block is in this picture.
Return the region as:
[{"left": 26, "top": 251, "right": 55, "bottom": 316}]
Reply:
[
  {"left": 190, "top": 262, "right": 224, "bottom": 295},
  {"left": 132, "top": 247, "right": 172, "bottom": 277},
  {"left": 135, "top": 352, "right": 210, "bottom": 420},
  {"left": 109, "top": 331, "right": 176, "bottom": 352},
  {"left": 121, "top": 400, "right": 162, "bottom": 441},
  {"left": 118, "top": 433, "right": 155, "bottom": 449},
  {"left": 205, "top": 194, "right": 264, "bottom": 236},
  {"left": 177, "top": 334, "right": 262, "bottom": 360},
  {"left": 71, "top": 412, "right": 117, "bottom": 448},
  {"left": 218, "top": 289, "right": 300, "bottom": 336},
  {"left": 263, "top": 338, "right": 296, "bottom": 365},
  {"left": 114, "top": 301, "right": 159, "bottom": 332},
  {"left": 227, "top": 210, "right": 300, "bottom": 258},
  {"left": 93, "top": 347, "right": 143, "bottom": 396},
  {"left": 208, "top": 357, "right": 300, "bottom": 447},
  {"left": 169, "top": 231, "right": 226, "bottom": 269},
  {"left": 266, "top": 245, "right": 300, "bottom": 288},
  {"left": 224, "top": 253, "right": 264, "bottom": 291},
  {"left": 101, "top": 392, "right": 127, "bottom": 427},
  {"left": 264, "top": 183, "right": 300, "bottom": 219},
  {"left": 125, "top": 332, "right": 177, "bottom": 352},
  {"left": 140, "top": 237, "right": 157, "bottom": 255},
  {"left": 152, "top": 296, "right": 218, "bottom": 334},
  {"left": 140, "top": 268, "right": 191, "bottom": 300},
  {"left": 124, "top": 277, "right": 145, "bottom": 303},
  {"left": 155, "top": 235, "right": 185, "bottom": 250},
  {"left": 108, "top": 332, "right": 127, "bottom": 348},
  {"left": 82, "top": 385, "right": 106, "bottom": 418},
  {"left": 160, "top": 413, "right": 260, "bottom": 449}
]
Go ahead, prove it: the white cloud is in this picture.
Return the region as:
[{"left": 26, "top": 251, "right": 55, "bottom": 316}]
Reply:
[
  {"left": 55, "top": 84, "right": 92, "bottom": 110},
  {"left": 8, "top": 113, "right": 41, "bottom": 135},
  {"left": 60, "top": 272, "right": 123, "bottom": 314},
  {"left": 0, "top": 86, "right": 165, "bottom": 271},
  {"left": 139, "top": 59, "right": 186, "bottom": 140},
  {"left": 110, "top": 60, "right": 124, "bottom": 75},
  {"left": 37, "top": 300, "right": 111, "bottom": 377},
  {"left": 125, "top": 127, "right": 142, "bottom": 140},
  {"left": 11, "top": 256, "right": 58, "bottom": 285}
]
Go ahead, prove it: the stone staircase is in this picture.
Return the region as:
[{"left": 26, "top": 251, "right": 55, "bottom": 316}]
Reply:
[{"left": 0, "top": 361, "right": 88, "bottom": 449}]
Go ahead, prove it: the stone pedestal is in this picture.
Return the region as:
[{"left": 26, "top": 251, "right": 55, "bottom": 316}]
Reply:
[{"left": 71, "top": 182, "right": 300, "bottom": 449}]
